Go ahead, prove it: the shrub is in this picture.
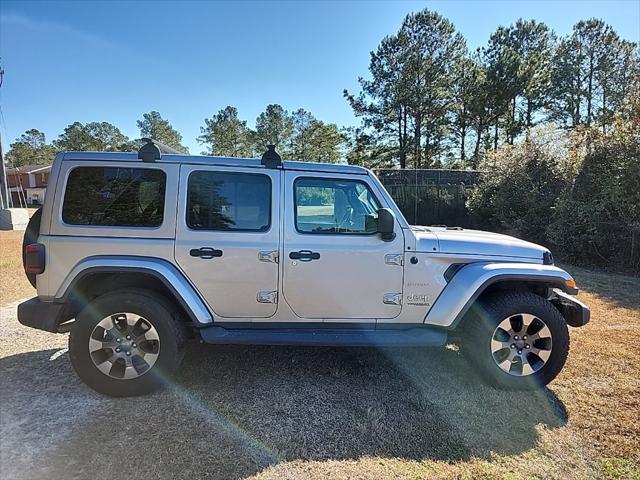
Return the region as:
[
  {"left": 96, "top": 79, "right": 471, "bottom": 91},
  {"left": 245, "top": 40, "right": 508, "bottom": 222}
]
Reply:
[
  {"left": 467, "top": 120, "right": 640, "bottom": 274},
  {"left": 548, "top": 120, "right": 640, "bottom": 273},
  {"left": 467, "top": 128, "right": 571, "bottom": 245}
]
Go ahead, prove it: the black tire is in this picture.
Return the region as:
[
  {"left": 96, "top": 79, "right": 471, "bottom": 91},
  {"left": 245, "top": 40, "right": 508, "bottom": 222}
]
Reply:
[
  {"left": 461, "top": 291, "right": 569, "bottom": 390},
  {"left": 22, "top": 207, "right": 42, "bottom": 288},
  {"left": 69, "top": 289, "right": 187, "bottom": 397}
]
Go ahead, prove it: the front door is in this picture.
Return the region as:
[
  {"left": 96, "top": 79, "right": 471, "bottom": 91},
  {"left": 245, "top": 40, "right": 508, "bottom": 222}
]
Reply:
[
  {"left": 282, "top": 172, "right": 405, "bottom": 320},
  {"left": 175, "top": 165, "right": 280, "bottom": 318}
]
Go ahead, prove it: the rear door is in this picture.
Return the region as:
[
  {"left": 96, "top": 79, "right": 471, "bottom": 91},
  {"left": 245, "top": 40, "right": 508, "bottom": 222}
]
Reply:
[{"left": 174, "top": 165, "right": 280, "bottom": 318}]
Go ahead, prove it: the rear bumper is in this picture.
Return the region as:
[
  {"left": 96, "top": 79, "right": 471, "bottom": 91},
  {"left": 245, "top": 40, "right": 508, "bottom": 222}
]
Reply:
[
  {"left": 17, "top": 297, "right": 65, "bottom": 333},
  {"left": 551, "top": 290, "right": 590, "bottom": 327}
]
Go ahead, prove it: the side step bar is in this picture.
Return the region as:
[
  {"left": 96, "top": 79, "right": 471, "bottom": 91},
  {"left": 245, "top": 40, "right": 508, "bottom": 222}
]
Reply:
[{"left": 199, "top": 325, "right": 447, "bottom": 347}]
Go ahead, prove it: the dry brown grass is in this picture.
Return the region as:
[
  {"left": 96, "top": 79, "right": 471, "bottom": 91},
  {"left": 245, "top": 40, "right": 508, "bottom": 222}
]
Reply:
[
  {"left": 0, "top": 231, "right": 638, "bottom": 479},
  {"left": 552, "top": 266, "right": 640, "bottom": 465},
  {"left": 0, "top": 230, "right": 35, "bottom": 304},
  {"left": 249, "top": 267, "right": 640, "bottom": 479}
]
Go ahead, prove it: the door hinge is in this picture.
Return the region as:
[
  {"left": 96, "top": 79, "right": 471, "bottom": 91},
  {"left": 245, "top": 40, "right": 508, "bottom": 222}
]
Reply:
[
  {"left": 258, "top": 250, "right": 279, "bottom": 263},
  {"left": 383, "top": 292, "right": 402, "bottom": 305},
  {"left": 384, "top": 254, "right": 403, "bottom": 266},
  {"left": 256, "top": 290, "right": 278, "bottom": 304}
]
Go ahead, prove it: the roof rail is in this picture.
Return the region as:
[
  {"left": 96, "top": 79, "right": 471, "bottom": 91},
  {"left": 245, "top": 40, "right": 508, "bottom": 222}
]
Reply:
[{"left": 138, "top": 138, "right": 183, "bottom": 162}]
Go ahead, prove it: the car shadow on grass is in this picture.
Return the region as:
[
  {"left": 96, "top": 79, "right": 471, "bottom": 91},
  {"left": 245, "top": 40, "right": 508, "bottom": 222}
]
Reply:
[{"left": 0, "top": 344, "right": 567, "bottom": 480}]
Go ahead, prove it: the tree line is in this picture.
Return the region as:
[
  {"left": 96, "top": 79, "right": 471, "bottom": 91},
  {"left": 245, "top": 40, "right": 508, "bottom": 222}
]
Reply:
[
  {"left": 345, "top": 11, "right": 638, "bottom": 169},
  {"left": 5, "top": 9, "right": 638, "bottom": 170},
  {"left": 5, "top": 106, "right": 344, "bottom": 167}
]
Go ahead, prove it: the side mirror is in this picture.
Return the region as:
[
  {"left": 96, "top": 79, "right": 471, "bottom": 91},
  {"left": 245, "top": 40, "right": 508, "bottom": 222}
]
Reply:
[{"left": 377, "top": 208, "right": 396, "bottom": 241}]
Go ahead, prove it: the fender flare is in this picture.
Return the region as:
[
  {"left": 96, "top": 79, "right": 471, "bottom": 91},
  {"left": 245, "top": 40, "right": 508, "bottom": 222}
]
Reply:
[
  {"left": 56, "top": 256, "right": 213, "bottom": 325},
  {"left": 424, "top": 262, "right": 577, "bottom": 329}
]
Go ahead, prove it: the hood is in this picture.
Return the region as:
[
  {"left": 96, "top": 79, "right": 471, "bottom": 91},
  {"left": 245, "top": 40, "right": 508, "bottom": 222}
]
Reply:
[{"left": 412, "top": 226, "right": 549, "bottom": 261}]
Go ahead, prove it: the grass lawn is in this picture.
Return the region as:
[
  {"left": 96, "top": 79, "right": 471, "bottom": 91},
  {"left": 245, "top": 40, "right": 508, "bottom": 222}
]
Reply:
[
  {"left": 0, "top": 229, "right": 638, "bottom": 479},
  {"left": 0, "top": 230, "right": 35, "bottom": 305}
]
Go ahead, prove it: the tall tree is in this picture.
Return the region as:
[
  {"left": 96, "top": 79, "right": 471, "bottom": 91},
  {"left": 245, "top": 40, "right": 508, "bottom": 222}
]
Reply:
[
  {"left": 346, "top": 9, "right": 466, "bottom": 168},
  {"left": 549, "top": 19, "right": 638, "bottom": 129},
  {"left": 137, "top": 111, "right": 188, "bottom": 153},
  {"left": 54, "top": 122, "right": 130, "bottom": 152},
  {"left": 289, "top": 109, "right": 343, "bottom": 163},
  {"left": 345, "top": 34, "right": 411, "bottom": 168},
  {"left": 450, "top": 56, "right": 484, "bottom": 166},
  {"left": 5, "top": 129, "right": 57, "bottom": 167},
  {"left": 508, "top": 20, "right": 555, "bottom": 135},
  {"left": 198, "top": 106, "right": 254, "bottom": 157},
  {"left": 482, "top": 26, "right": 523, "bottom": 149},
  {"left": 400, "top": 10, "right": 467, "bottom": 166},
  {"left": 253, "top": 104, "right": 294, "bottom": 151},
  {"left": 343, "top": 127, "right": 397, "bottom": 169}
]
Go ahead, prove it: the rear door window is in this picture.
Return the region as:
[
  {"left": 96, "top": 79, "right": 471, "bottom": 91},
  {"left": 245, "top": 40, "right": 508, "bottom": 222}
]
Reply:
[
  {"left": 187, "top": 171, "right": 271, "bottom": 231},
  {"left": 62, "top": 167, "right": 166, "bottom": 227}
]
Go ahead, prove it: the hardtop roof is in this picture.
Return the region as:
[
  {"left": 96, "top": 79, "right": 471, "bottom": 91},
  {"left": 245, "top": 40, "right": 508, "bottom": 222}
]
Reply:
[{"left": 60, "top": 151, "right": 370, "bottom": 175}]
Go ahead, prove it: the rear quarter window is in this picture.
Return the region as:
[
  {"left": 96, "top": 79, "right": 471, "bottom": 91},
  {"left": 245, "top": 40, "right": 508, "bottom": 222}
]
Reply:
[{"left": 62, "top": 167, "right": 166, "bottom": 227}]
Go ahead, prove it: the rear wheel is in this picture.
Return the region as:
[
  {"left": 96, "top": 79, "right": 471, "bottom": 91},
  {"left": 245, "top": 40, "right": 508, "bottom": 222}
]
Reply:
[
  {"left": 462, "top": 291, "right": 569, "bottom": 389},
  {"left": 69, "top": 289, "right": 187, "bottom": 396}
]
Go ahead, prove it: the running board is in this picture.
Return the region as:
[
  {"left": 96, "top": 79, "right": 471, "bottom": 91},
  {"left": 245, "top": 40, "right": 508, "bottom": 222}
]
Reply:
[{"left": 199, "top": 325, "right": 447, "bottom": 347}]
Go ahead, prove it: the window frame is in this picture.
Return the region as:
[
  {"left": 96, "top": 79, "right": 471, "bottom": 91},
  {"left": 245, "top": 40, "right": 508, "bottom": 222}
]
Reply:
[
  {"left": 293, "top": 176, "right": 382, "bottom": 236},
  {"left": 61, "top": 165, "right": 167, "bottom": 228},
  {"left": 186, "top": 170, "right": 272, "bottom": 233}
]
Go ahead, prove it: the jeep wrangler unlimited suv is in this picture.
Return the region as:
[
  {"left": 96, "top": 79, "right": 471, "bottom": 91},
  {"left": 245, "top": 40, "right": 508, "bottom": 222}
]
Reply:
[{"left": 18, "top": 140, "right": 589, "bottom": 396}]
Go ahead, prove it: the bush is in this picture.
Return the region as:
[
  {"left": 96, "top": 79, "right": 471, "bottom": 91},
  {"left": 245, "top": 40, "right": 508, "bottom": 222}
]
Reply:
[
  {"left": 467, "top": 128, "right": 570, "bottom": 245},
  {"left": 468, "top": 121, "right": 640, "bottom": 275},
  {"left": 548, "top": 120, "right": 640, "bottom": 273}
]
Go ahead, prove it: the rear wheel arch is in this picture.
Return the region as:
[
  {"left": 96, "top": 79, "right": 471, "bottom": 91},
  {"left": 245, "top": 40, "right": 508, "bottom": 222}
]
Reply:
[{"left": 60, "top": 269, "right": 204, "bottom": 333}]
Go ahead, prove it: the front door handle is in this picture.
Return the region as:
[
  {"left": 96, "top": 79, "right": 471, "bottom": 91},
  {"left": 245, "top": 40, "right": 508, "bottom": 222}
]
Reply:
[
  {"left": 190, "top": 247, "right": 223, "bottom": 259},
  {"left": 289, "top": 250, "right": 320, "bottom": 262}
]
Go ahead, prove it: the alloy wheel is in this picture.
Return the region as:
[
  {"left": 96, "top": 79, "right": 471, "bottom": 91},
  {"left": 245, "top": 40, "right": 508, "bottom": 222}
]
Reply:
[
  {"left": 89, "top": 313, "right": 160, "bottom": 380},
  {"left": 490, "top": 313, "right": 553, "bottom": 376}
]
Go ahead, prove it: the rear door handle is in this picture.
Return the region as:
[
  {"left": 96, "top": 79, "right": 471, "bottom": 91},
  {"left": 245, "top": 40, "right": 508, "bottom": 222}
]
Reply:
[
  {"left": 289, "top": 250, "right": 320, "bottom": 262},
  {"left": 190, "top": 247, "right": 223, "bottom": 259}
]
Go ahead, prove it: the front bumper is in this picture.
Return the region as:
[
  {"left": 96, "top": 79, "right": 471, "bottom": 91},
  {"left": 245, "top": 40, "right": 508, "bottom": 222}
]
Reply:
[
  {"left": 551, "top": 290, "right": 590, "bottom": 327},
  {"left": 17, "top": 297, "right": 65, "bottom": 333}
]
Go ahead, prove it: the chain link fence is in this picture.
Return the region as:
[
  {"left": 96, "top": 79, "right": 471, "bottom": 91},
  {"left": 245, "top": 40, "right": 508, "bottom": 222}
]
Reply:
[{"left": 374, "top": 169, "right": 481, "bottom": 227}]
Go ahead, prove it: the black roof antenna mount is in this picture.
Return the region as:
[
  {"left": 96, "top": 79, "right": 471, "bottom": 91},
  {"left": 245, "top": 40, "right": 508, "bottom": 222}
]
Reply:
[
  {"left": 138, "top": 138, "right": 183, "bottom": 162},
  {"left": 261, "top": 145, "right": 282, "bottom": 168}
]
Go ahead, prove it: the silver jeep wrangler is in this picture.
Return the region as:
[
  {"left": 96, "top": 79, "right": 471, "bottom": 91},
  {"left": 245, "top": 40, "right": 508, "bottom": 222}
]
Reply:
[{"left": 18, "top": 140, "right": 589, "bottom": 396}]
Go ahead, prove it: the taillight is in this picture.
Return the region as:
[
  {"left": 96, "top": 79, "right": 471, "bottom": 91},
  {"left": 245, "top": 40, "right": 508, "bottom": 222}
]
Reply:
[{"left": 25, "top": 243, "right": 45, "bottom": 274}]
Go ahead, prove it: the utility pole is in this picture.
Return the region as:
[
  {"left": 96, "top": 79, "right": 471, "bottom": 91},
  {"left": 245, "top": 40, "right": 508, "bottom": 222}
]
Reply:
[
  {"left": 0, "top": 63, "right": 9, "bottom": 209},
  {"left": 0, "top": 60, "right": 28, "bottom": 231}
]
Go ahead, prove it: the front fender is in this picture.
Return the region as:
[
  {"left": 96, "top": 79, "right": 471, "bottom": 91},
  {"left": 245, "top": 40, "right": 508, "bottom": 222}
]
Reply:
[
  {"left": 56, "top": 255, "right": 213, "bottom": 325},
  {"left": 424, "top": 262, "right": 577, "bottom": 329}
]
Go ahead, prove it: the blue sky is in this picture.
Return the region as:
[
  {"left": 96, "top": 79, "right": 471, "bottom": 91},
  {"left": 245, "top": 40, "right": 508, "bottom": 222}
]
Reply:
[{"left": 1, "top": 0, "right": 638, "bottom": 153}]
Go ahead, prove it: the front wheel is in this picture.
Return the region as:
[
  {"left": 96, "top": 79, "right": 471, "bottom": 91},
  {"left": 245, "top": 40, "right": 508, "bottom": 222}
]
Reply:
[
  {"left": 69, "top": 289, "right": 187, "bottom": 397},
  {"left": 462, "top": 291, "right": 570, "bottom": 390}
]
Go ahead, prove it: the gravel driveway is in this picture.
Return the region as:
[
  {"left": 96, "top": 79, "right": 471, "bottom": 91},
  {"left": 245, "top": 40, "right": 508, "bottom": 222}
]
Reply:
[{"left": 0, "top": 299, "right": 570, "bottom": 480}]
